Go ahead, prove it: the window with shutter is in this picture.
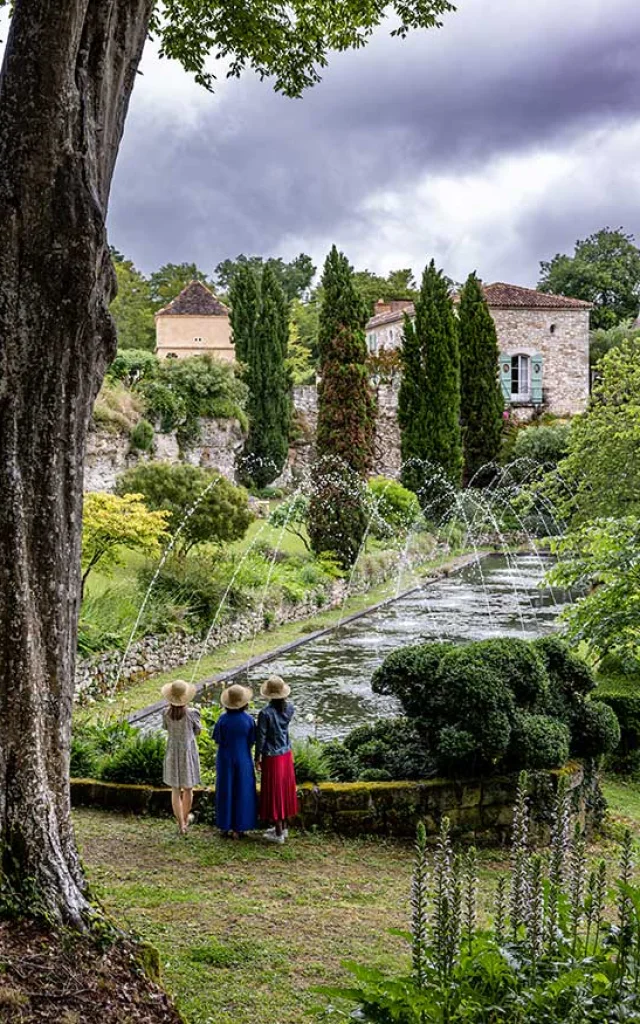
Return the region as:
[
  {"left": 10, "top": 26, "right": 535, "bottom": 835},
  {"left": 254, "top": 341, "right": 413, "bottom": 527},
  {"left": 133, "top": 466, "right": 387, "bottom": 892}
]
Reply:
[
  {"left": 510, "top": 354, "right": 531, "bottom": 401},
  {"left": 531, "top": 353, "right": 544, "bottom": 404},
  {"left": 499, "top": 354, "right": 512, "bottom": 403}
]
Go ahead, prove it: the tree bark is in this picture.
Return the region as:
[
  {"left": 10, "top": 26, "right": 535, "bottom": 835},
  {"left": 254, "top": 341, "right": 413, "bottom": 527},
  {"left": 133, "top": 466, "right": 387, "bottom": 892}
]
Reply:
[{"left": 0, "top": 0, "right": 153, "bottom": 925}]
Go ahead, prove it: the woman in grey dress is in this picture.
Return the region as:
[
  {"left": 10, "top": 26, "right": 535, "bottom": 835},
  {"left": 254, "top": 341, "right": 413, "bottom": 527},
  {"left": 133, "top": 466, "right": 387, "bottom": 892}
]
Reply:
[{"left": 161, "top": 679, "right": 202, "bottom": 834}]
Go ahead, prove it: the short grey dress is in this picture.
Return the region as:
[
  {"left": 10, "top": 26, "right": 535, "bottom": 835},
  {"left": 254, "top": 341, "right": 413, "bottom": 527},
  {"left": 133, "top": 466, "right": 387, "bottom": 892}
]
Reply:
[{"left": 162, "top": 708, "right": 202, "bottom": 788}]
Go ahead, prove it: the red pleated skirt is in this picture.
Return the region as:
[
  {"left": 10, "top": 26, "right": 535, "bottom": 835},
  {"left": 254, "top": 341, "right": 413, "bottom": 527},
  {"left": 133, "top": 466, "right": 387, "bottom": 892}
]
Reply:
[{"left": 259, "top": 750, "right": 298, "bottom": 823}]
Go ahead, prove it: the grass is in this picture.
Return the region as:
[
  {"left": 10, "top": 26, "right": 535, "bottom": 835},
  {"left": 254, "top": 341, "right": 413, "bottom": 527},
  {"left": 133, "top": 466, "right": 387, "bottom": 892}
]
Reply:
[
  {"left": 74, "top": 775, "right": 640, "bottom": 1024},
  {"left": 75, "top": 547, "right": 471, "bottom": 725}
]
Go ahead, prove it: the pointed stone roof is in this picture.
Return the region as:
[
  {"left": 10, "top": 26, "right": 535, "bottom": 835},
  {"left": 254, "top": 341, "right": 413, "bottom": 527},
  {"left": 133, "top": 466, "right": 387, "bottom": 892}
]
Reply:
[
  {"left": 156, "top": 280, "right": 229, "bottom": 317},
  {"left": 482, "top": 283, "right": 592, "bottom": 309}
]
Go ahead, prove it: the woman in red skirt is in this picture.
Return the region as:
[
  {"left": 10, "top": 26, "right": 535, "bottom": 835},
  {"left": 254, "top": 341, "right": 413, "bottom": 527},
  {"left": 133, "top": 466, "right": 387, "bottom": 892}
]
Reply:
[{"left": 255, "top": 675, "right": 298, "bottom": 844}]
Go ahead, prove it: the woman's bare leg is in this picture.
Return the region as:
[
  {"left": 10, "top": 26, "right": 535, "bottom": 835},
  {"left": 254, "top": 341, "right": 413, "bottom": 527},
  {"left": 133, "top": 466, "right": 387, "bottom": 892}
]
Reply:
[
  {"left": 181, "top": 788, "right": 193, "bottom": 828},
  {"left": 171, "top": 788, "right": 185, "bottom": 832}
]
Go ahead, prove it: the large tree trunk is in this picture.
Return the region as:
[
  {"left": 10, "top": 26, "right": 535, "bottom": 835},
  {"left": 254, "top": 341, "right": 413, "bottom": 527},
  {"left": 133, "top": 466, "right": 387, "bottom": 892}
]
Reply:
[{"left": 0, "top": 0, "right": 153, "bottom": 925}]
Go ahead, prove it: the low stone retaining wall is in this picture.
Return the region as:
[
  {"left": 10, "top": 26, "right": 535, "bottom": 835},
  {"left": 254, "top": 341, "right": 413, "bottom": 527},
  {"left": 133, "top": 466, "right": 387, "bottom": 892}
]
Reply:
[{"left": 71, "top": 761, "right": 597, "bottom": 843}]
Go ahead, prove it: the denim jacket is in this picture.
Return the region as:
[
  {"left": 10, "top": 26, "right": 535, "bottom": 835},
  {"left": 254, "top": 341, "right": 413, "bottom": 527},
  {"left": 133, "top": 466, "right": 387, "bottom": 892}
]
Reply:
[{"left": 255, "top": 702, "right": 295, "bottom": 759}]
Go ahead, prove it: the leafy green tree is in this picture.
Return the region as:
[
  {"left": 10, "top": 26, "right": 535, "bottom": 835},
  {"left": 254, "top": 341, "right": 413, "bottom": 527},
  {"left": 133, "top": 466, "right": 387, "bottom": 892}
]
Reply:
[
  {"left": 353, "top": 267, "right": 418, "bottom": 315},
  {"left": 81, "top": 492, "right": 169, "bottom": 593},
  {"left": 239, "top": 264, "right": 293, "bottom": 488},
  {"left": 106, "top": 349, "right": 159, "bottom": 388},
  {"left": 540, "top": 340, "right": 640, "bottom": 525},
  {"left": 367, "top": 477, "right": 422, "bottom": 538},
  {"left": 268, "top": 493, "right": 311, "bottom": 550},
  {"left": 458, "top": 272, "right": 504, "bottom": 485},
  {"left": 115, "top": 462, "right": 252, "bottom": 555},
  {"left": 110, "top": 256, "right": 155, "bottom": 350},
  {"left": 399, "top": 260, "right": 462, "bottom": 508},
  {"left": 149, "top": 261, "right": 210, "bottom": 311},
  {"left": 229, "top": 263, "right": 260, "bottom": 364},
  {"left": 287, "top": 317, "right": 316, "bottom": 385},
  {"left": 140, "top": 354, "right": 248, "bottom": 445},
  {"left": 538, "top": 227, "right": 640, "bottom": 329},
  {"left": 549, "top": 516, "right": 640, "bottom": 666},
  {"left": 215, "top": 252, "right": 315, "bottom": 302},
  {"left": 308, "top": 246, "right": 375, "bottom": 566},
  {"left": 590, "top": 318, "right": 640, "bottom": 371},
  {"left": 0, "top": 0, "right": 455, "bottom": 924}
]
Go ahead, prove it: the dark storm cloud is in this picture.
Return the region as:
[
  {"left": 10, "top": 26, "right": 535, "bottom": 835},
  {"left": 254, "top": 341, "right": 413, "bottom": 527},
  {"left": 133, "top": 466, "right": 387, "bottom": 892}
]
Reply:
[{"left": 107, "top": 0, "right": 640, "bottom": 277}]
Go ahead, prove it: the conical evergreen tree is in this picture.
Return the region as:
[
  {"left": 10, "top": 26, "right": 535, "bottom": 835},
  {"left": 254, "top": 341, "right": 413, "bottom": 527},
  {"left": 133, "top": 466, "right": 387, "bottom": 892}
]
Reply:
[
  {"left": 229, "top": 263, "right": 260, "bottom": 364},
  {"left": 458, "top": 272, "right": 504, "bottom": 485},
  {"left": 308, "top": 246, "right": 376, "bottom": 567},
  {"left": 398, "top": 260, "right": 463, "bottom": 511},
  {"left": 398, "top": 313, "right": 427, "bottom": 495},
  {"left": 239, "top": 265, "right": 292, "bottom": 488}
]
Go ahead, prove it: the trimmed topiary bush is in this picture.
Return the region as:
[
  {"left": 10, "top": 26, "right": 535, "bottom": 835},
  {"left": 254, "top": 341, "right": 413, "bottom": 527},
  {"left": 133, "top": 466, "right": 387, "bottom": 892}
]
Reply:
[
  {"left": 341, "top": 719, "right": 435, "bottom": 782},
  {"left": 507, "top": 713, "right": 570, "bottom": 770},
  {"left": 321, "top": 742, "right": 360, "bottom": 782},
  {"left": 573, "top": 699, "right": 621, "bottom": 759},
  {"left": 370, "top": 636, "right": 619, "bottom": 778}
]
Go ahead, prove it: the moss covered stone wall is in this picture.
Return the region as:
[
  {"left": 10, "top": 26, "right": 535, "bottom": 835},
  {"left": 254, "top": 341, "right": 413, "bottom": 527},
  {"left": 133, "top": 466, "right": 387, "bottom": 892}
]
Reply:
[{"left": 71, "top": 761, "right": 598, "bottom": 842}]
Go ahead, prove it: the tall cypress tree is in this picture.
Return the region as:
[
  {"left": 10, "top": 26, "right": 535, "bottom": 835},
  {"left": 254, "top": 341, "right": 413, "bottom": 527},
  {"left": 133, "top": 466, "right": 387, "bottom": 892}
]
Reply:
[
  {"left": 239, "top": 265, "right": 292, "bottom": 488},
  {"left": 398, "top": 313, "right": 427, "bottom": 495},
  {"left": 229, "top": 262, "right": 260, "bottom": 364},
  {"left": 308, "top": 246, "right": 375, "bottom": 567},
  {"left": 458, "top": 272, "right": 504, "bottom": 485},
  {"left": 399, "top": 260, "right": 463, "bottom": 510}
]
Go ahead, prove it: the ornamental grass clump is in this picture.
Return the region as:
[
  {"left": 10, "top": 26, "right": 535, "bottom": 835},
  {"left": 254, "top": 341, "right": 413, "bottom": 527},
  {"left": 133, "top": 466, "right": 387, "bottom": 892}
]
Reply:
[{"left": 322, "top": 773, "right": 640, "bottom": 1023}]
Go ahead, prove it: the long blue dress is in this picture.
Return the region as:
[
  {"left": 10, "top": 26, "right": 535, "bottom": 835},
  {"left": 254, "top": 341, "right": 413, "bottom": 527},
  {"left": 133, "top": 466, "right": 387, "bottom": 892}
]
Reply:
[{"left": 213, "top": 709, "right": 257, "bottom": 833}]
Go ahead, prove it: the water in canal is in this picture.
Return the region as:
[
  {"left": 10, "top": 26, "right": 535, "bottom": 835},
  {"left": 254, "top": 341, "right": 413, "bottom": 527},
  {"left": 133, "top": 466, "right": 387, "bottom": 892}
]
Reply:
[{"left": 197, "top": 551, "right": 572, "bottom": 743}]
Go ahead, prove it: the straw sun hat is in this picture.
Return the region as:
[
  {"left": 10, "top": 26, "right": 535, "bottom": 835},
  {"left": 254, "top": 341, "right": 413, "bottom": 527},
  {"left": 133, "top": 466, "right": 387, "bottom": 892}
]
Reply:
[
  {"left": 161, "top": 678, "right": 196, "bottom": 706},
  {"left": 260, "top": 675, "right": 291, "bottom": 700},
  {"left": 220, "top": 683, "right": 253, "bottom": 709}
]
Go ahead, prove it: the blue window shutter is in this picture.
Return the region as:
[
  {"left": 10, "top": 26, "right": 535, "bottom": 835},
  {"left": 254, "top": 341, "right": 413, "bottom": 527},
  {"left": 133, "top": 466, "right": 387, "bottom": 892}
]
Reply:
[
  {"left": 531, "top": 353, "right": 544, "bottom": 404},
  {"left": 499, "top": 354, "right": 511, "bottom": 404}
]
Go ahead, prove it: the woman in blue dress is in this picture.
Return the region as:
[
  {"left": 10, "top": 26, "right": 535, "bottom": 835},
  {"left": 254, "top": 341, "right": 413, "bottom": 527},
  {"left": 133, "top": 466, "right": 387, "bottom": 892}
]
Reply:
[{"left": 213, "top": 683, "right": 257, "bottom": 839}]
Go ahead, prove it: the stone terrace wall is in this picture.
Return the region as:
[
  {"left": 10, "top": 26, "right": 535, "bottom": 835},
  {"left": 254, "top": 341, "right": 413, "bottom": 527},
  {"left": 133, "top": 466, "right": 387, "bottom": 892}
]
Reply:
[
  {"left": 84, "top": 417, "right": 245, "bottom": 492},
  {"left": 71, "top": 761, "right": 596, "bottom": 842}
]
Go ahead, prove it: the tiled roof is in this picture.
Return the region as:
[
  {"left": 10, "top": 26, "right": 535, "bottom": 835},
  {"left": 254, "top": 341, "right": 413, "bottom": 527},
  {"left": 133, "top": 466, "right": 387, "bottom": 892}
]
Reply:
[
  {"left": 482, "top": 283, "right": 591, "bottom": 309},
  {"left": 156, "top": 280, "right": 229, "bottom": 317},
  {"left": 365, "top": 282, "right": 591, "bottom": 329},
  {"left": 367, "top": 304, "right": 415, "bottom": 329}
]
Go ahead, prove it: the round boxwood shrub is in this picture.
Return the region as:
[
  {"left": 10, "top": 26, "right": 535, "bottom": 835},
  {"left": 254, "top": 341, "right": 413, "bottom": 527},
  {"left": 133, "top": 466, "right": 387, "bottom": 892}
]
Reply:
[
  {"left": 321, "top": 742, "right": 360, "bottom": 782},
  {"left": 508, "top": 713, "right": 570, "bottom": 770},
  {"left": 359, "top": 768, "right": 393, "bottom": 782},
  {"left": 572, "top": 700, "right": 621, "bottom": 758},
  {"left": 341, "top": 719, "right": 434, "bottom": 782},
  {"left": 369, "top": 635, "right": 619, "bottom": 779},
  {"left": 371, "top": 641, "right": 455, "bottom": 719}
]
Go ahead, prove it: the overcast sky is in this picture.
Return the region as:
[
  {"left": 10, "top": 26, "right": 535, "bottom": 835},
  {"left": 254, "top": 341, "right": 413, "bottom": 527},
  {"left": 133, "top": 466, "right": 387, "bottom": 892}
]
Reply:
[{"left": 3, "top": 1, "right": 640, "bottom": 286}]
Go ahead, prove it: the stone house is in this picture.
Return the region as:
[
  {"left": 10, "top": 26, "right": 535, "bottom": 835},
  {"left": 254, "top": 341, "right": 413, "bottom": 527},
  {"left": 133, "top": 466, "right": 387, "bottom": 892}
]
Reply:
[
  {"left": 365, "top": 282, "right": 592, "bottom": 420},
  {"left": 155, "top": 280, "right": 235, "bottom": 362}
]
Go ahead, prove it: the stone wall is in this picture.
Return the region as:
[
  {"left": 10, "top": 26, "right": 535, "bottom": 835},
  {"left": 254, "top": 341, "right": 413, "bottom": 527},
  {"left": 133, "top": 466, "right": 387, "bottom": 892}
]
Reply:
[
  {"left": 70, "top": 761, "right": 597, "bottom": 842},
  {"left": 492, "top": 307, "right": 590, "bottom": 419},
  {"left": 84, "top": 417, "right": 245, "bottom": 492}
]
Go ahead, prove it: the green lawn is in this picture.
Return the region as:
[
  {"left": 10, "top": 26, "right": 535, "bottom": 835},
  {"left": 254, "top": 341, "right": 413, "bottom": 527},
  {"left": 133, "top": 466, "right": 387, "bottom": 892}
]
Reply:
[{"left": 74, "top": 776, "right": 640, "bottom": 1024}]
